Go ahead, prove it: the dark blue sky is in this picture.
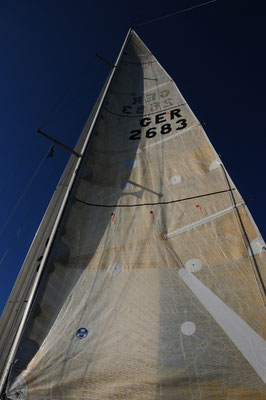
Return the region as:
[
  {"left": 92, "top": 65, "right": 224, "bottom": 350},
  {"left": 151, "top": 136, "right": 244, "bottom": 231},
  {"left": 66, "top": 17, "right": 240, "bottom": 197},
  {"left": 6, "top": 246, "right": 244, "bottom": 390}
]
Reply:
[{"left": 0, "top": 0, "right": 265, "bottom": 314}]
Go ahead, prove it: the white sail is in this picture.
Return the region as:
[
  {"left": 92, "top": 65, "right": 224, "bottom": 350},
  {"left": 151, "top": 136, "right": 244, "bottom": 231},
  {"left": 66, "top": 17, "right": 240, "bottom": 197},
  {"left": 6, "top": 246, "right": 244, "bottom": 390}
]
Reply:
[{"left": 1, "top": 29, "right": 266, "bottom": 400}]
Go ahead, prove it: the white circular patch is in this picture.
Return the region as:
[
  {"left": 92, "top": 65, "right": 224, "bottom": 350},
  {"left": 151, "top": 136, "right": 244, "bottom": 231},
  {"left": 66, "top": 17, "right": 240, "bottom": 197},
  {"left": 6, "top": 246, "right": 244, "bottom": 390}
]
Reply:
[
  {"left": 185, "top": 258, "right": 202, "bottom": 272},
  {"left": 108, "top": 263, "right": 123, "bottom": 276},
  {"left": 181, "top": 321, "right": 196, "bottom": 336},
  {"left": 169, "top": 175, "right": 181, "bottom": 185},
  {"left": 209, "top": 160, "right": 221, "bottom": 171}
]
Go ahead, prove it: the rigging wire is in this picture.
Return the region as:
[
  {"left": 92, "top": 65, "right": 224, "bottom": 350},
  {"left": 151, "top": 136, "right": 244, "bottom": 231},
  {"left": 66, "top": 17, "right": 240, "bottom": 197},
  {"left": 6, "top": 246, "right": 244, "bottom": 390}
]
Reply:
[
  {"left": 0, "top": 135, "right": 38, "bottom": 199},
  {"left": 0, "top": 218, "right": 36, "bottom": 272},
  {"left": 135, "top": 0, "right": 217, "bottom": 27},
  {"left": 0, "top": 250, "right": 9, "bottom": 267},
  {"left": 0, "top": 145, "right": 54, "bottom": 237},
  {"left": 0, "top": 165, "right": 57, "bottom": 273}
]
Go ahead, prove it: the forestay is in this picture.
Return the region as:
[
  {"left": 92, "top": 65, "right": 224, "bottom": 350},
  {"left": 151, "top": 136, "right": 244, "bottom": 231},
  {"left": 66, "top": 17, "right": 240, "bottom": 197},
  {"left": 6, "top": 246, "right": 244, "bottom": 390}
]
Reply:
[{"left": 4, "top": 29, "right": 266, "bottom": 400}]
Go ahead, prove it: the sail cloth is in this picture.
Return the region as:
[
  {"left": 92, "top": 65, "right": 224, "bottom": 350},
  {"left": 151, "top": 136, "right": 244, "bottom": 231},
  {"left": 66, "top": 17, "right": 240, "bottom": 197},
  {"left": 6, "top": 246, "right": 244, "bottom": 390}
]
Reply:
[{"left": 4, "top": 30, "right": 266, "bottom": 399}]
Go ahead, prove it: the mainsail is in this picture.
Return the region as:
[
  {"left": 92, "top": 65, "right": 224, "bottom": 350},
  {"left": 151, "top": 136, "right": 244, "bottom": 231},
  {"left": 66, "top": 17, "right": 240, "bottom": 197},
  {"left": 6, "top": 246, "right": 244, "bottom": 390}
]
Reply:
[{"left": 0, "top": 28, "right": 265, "bottom": 400}]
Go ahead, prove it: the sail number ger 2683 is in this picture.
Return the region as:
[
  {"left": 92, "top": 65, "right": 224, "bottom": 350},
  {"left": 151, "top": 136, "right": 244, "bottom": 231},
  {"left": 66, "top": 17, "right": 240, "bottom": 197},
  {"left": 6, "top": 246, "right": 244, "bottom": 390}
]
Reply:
[{"left": 129, "top": 108, "right": 187, "bottom": 140}]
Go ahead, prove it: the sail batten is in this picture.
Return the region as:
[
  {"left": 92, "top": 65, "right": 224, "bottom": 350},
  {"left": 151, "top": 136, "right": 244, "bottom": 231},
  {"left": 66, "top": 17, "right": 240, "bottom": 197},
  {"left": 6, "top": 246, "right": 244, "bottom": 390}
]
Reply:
[
  {"left": 1, "top": 29, "right": 265, "bottom": 400},
  {"left": 164, "top": 201, "right": 245, "bottom": 239}
]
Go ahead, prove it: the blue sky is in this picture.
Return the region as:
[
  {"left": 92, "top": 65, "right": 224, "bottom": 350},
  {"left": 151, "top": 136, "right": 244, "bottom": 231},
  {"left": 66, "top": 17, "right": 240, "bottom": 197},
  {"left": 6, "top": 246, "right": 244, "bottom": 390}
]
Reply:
[{"left": 0, "top": 0, "right": 265, "bottom": 314}]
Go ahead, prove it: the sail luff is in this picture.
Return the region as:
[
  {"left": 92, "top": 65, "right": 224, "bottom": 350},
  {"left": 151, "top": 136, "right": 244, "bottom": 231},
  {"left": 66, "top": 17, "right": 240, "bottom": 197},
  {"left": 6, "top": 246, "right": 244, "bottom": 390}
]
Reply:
[{"left": 0, "top": 27, "right": 133, "bottom": 396}]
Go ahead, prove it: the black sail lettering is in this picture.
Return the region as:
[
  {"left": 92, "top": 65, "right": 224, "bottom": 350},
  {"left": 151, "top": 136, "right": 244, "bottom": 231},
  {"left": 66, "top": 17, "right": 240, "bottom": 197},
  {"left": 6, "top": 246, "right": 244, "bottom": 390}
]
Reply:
[
  {"left": 139, "top": 117, "right": 151, "bottom": 127},
  {"left": 155, "top": 112, "right": 166, "bottom": 124},
  {"left": 170, "top": 108, "right": 182, "bottom": 119}
]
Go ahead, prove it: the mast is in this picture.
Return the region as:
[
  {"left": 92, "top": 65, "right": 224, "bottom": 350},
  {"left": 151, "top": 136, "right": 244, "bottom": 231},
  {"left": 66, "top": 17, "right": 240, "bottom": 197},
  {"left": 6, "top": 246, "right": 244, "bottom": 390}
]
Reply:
[{"left": 0, "top": 27, "right": 133, "bottom": 397}]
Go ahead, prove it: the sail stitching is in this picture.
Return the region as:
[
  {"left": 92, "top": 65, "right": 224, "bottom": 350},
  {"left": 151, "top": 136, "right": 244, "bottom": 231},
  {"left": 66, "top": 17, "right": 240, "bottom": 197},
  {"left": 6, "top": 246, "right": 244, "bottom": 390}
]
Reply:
[{"left": 75, "top": 188, "right": 236, "bottom": 208}]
